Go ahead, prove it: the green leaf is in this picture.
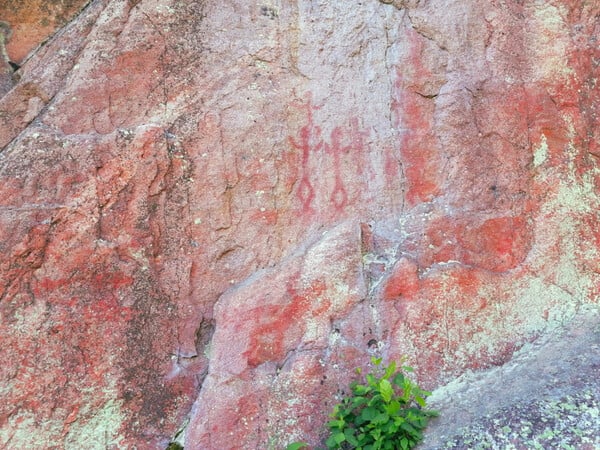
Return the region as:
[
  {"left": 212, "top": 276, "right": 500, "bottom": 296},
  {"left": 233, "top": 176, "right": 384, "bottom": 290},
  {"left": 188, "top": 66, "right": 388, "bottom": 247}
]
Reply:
[
  {"left": 379, "top": 378, "right": 393, "bottom": 403},
  {"left": 400, "top": 421, "right": 417, "bottom": 434},
  {"left": 382, "top": 418, "right": 396, "bottom": 432},
  {"left": 369, "top": 427, "right": 381, "bottom": 441},
  {"left": 327, "top": 419, "right": 345, "bottom": 429},
  {"left": 371, "top": 356, "right": 382, "bottom": 366},
  {"left": 333, "top": 431, "right": 346, "bottom": 445},
  {"left": 382, "top": 361, "right": 396, "bottom": 379},
  {"left": 354, "top": 384, "right": 370, "bottom": 395},
  {"left": 360, "top": 406, "right": 378, "bottom": 422},
  {"left": 325, "top": 434, "right": 338, "bottom": 449},
  {"left": 344, "top": 428, "right": 359, "bottom": 446},
  {"left": 352, "top": 396, "right": 368, "bottom": 408},
  {"left": 426, "top": 409, "right": 440, "bottom": 418},
  {"left": 385, "top": 400, "right": 400, "bottom": 416},
  {"left": 367, "top": 393, "right": 383, "bottom": 407},
  {"left": 286, "top": 443, "right": 309, "bottom": 450},
  {"left": 401, "top": 422, "right": 423, "bottom": 441},
  {"left": 366, "top": 373, "right": 378, "bottom": 388},
  {"left": 324, "top": 357, "right": 439, "bottom": 450},
  {"left": 373, "top": 412, "right": 390, "bottom": 424},
  {"left": 331, "top": 404, "right": 341, "bottom": 416},
  {"left": 414, "top": 394, "right": 426, "bottom": 408},
  {"left": 392, "top": 372, "right": 405, "bottom": 387}
]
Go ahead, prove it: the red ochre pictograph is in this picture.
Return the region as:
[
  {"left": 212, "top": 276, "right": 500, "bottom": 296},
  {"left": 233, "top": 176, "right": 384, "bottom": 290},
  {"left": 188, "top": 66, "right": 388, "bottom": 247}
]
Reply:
[
  {"left": 288, "top": 94, "right": 322, "bottom": 213},
  {"left": 288, "top": 94, "right": 372, "bottom": 213}
]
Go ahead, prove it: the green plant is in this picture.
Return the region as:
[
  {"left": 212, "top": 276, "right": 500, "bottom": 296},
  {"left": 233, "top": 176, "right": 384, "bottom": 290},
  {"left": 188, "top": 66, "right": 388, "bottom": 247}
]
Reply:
[
  {"left": 286, "top": 443, "right": 309, "bottom": 450},
  {"left": 287, "top": 357, "right": 438, "bottom": 450},
  {"left": 325, "top": 357, "right": 438, "bottom": 449}
]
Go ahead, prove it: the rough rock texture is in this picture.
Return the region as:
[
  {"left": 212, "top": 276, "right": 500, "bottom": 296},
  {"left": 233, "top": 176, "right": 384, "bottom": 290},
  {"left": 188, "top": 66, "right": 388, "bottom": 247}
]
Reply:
[
  {"left": 421, "top": 304, "right": 600, "bottom": 449},
  {"left": 0, "top": 0, "right": 91, "bottom": 64},
  {"left": 0, "top": 0, "right": 598, "bottom": 449}
]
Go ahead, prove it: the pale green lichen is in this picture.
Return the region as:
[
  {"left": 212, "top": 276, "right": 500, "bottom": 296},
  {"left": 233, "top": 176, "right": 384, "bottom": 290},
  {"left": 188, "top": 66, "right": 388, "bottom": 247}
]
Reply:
[
  {"left": 533, "top": 135, "right": 548, "bottom": 167},
  {"left": 438, "top": 389, "right": 600, "bottom": 449},
  {"left": 1, "top": 400, "right": 125, "bottom": 449},
  {"left": 63, "top": 400, "right": 126, "bottom": 449},
  {"left": 0, "top": 411, "right": 62, "bottom": 448},
  {"left": 510, "top": 125, "right": 600, "bottom": 331}
]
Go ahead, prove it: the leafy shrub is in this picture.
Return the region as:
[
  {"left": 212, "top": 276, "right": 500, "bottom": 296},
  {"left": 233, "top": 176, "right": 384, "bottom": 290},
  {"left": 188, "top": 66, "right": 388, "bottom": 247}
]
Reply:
[
  {"left": 286, "top": 443, "right": 310, "bottom": 450},
  {"left": 287, "top": 357, "right": 438, "bottom": 450}
]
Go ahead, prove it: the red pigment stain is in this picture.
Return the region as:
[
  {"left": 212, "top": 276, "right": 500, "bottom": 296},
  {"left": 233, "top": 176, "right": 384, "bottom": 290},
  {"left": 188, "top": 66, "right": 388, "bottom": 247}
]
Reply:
[
  {"left": 458, "top": 216, "right": 530, "bottom": 272},
  {"left": 83, "top": 296, "right": 134, "bottom": 323},
  {"left": 394, "top": 86, "right": 440, "bottom": 205},
  {"left": 308, "top": 280, "right": 331, "bottom": 315},
  {"left": 325, "top": 127, "right": 349, "bottom": 211},
  {"left": 470, "top": 340, "right": 520, "bottom": 371},
  {"left": 403, "top": 144, "right": 440, "bottom": 205},
  {"left": 244, "top": 280, "right": 330, "bottom": 367},
  {"left": 62, "top": 46, "right": 165, "bottom": 134},
  {"left": 412, "top": 214, "right": 529, "bottom": 273},
  {"left": 250, "top": 209, "right": 278, "bottom": 225},
  {"left": 384, "top": 145, "right": 398, "bottom": 179},
  {"left": 525, "top": 87, "right": 569, "bottom": 161},
  {"left": 287, "top": 95, "right": 371, "bottom": 216},
  {"left": 244, "top": 291, "right": 309, "bottom": 367},
  {"left": 93, "top": 272, "right": 134, "bottom": 290},
  {"left": 392, "top": 29, "right": 441, "bottom": 206},
  {"left": 382, "top": 258, "right": 419, "bottom": 301},
  {"left": 448, "top": 267, "right": 482, "bottom": 298},
  {"left": 288, "top": 93, "right": 322, "bottom": 213},
  {"left": 34, "top": 277, "right": 71, "bottom": 295},
  {"left": 348, "top": 117, "right": 370, "bottom": 177},
  {"left": 578, "top": 213, "right": 600, "bottom": 273}
]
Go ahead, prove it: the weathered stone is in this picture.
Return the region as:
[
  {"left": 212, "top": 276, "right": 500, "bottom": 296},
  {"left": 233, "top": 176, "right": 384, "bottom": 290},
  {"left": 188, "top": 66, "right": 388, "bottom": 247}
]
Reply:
[
  {"left": 0, "top": 0, "right": 598, "bottom": 449},
  {"left": 421, "top": 305, "right": 600, "bottom": 449},
  {"left": 0, "top": 21, "right": 14, "bottom": 96},
  {"left": 0, "top": 0, "right": 90, "bottom": 63},
  {"left": 186, "top": 221, "right": 367, "bottom": 448}
]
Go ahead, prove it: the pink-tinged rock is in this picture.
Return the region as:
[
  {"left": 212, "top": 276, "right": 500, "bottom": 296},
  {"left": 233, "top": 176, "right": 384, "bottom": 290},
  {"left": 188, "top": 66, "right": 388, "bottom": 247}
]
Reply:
[
  {"left": 186, "top": 222, "right": 367, "bottom": 449},
  {"left": 0, "top": 0, "right": 90, "bottom": 64},
  {"left": 0, "top": 0, "right": 599, "bottom": 448},
  {"left": 382, "top": 257, "right": 420, "bottom": 301}
]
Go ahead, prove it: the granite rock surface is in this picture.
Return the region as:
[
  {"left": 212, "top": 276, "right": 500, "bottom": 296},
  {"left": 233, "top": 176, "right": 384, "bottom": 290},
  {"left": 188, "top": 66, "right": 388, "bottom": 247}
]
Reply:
[
  {"left": 421, "top": 304, "right": 600, "bottom": 449},
  {"left": 0, "top": 0, "right": 598, "bottom": 448}
]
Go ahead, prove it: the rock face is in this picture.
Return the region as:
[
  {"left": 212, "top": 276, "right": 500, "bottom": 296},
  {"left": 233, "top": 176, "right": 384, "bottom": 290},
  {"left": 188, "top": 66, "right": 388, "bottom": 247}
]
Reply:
[
  {"left": 0, "top": 0, "right": 90, "bottom": 64},
  {"left": 0, "top": 0, "right": 598, "bottom": 448},
  {"left": 421, "top": 305, "right": 600, "bottom": 449}
]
